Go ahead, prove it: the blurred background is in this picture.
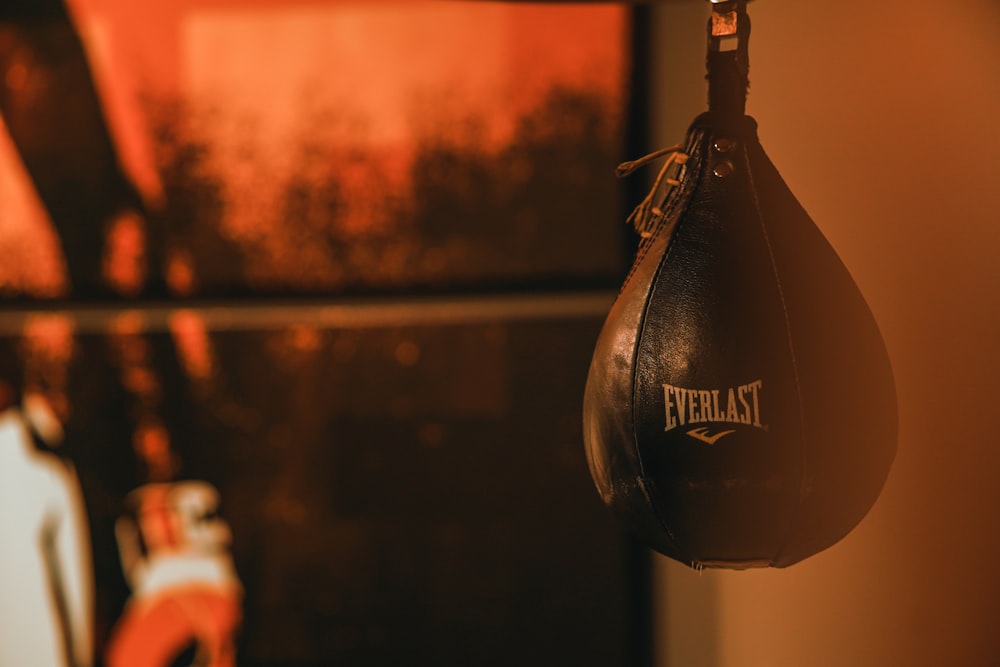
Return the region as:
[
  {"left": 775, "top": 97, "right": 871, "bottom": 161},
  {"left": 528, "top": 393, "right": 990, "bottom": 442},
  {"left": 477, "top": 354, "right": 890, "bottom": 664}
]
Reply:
[
  {"left": 0, "top": 2, "right": 640, "bottom": 666},
  {"left": 0, "top": 0, "right": 998, "bottom": 666}
]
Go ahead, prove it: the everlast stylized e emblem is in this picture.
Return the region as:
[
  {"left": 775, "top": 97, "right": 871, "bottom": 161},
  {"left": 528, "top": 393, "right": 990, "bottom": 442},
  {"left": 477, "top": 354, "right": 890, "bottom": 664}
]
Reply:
[
  {"left": 662, "top": 380, "right": 766, "bottom": 443},
  {"left": 686, "top": 427, "right": 736, "bottom": 445}
]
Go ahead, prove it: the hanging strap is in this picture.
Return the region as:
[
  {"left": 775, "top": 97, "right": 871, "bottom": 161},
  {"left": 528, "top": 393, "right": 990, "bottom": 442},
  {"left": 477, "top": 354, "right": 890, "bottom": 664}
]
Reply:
[{"left": 706, "top": 0, "right": 751, "bottom": 116}]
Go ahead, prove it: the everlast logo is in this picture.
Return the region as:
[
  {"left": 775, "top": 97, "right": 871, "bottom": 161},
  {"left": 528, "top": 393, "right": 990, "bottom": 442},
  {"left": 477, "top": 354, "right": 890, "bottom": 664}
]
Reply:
[{"left": 662, "top": 380, "right": 766, "bottom": 444}]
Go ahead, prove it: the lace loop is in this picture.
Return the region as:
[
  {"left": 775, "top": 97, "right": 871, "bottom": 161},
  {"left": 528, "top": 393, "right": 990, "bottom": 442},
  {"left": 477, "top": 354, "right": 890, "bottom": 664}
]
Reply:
[{"left": 617, "top": 145, "right": 688, "bottom": 238}]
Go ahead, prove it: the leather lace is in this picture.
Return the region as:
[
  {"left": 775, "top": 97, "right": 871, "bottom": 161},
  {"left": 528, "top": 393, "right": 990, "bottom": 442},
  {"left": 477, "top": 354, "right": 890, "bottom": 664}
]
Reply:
[{"left": 616, "top": 145, "right": 689, "bottom": 238}]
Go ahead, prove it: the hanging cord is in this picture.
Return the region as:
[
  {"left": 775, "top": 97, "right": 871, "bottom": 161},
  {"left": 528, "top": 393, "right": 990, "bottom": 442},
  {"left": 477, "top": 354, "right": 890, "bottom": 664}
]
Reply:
[{"left": 617, "top": 145, "right": 689, "bottom": 238}]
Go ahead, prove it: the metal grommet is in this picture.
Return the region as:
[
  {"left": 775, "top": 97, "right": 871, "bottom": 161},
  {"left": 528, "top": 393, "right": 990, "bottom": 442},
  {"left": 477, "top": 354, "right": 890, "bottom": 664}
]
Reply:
[
  {"left": 712, "top": 160, "right": 734, "bottom": 178},
  {"left": 713, "top": 138, "right": 735, "bottom": 154}
]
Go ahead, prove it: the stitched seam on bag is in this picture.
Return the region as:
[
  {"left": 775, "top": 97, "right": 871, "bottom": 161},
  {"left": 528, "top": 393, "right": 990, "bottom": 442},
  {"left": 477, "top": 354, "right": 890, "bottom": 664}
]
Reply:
[
  {"left": 631, "top": 210, "right": 693, "bottom": 562},
  {"left": 625, "top": 134, "right": 706, "bottom": 563}
]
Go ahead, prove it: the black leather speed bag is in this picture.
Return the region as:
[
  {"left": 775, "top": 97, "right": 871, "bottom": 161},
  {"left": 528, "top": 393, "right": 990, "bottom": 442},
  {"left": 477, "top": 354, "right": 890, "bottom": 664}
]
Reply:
[{"left": 583, "top": 2, "right": 896, "bottom": 569}]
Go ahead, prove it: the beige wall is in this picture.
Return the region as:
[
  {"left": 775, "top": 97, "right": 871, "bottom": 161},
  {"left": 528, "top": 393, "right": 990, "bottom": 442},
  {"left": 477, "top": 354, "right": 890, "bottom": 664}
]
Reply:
[{"left": 649, "top": 2, "right": 1000, "bottom": 666}]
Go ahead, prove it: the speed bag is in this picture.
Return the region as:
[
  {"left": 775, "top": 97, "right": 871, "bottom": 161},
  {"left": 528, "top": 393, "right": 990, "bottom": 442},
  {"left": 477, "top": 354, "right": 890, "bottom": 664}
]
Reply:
[{"left": 583, "top": 112, "right": 897, "bottom": 569}]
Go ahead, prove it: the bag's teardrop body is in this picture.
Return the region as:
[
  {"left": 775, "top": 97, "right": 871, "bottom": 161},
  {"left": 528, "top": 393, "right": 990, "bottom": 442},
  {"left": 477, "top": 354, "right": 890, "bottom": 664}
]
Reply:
[{"left": 583, "top": 19, "right": 897, "bottom": 568}]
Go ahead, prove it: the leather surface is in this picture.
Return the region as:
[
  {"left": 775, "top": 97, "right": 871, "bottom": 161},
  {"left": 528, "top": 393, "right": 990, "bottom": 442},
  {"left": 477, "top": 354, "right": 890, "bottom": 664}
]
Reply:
[{"left": 583, "top": 113, "right": 897, "bottom": 568}]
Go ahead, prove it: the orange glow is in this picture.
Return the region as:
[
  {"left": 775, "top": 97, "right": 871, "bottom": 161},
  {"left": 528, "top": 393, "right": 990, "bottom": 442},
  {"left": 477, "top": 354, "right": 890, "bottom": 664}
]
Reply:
[
  {"left": 71, "top": 1, "right": 624, "bottom": 144},
  {"left": 20, "top": 315, "right": 76, "bottom": 419},
  {"left": 61, "top": 1, "right": 626, "bottom": 288},
  {"left": 165, "top": 248, "right": 197, "bottom": 296},
  {"left": 0, "top": 120, "right": 68, "bottom": 298},
  {"left": 102, "top": 210, "right": 148, "bottom": 298},
  {"left": 134, "top": 420, "right": 178, "bottom": 483},
  {"left": 1, "top": 2, "right": 626, "bottom": 295},
  {"left": 169, "top": 310, "right": 215, "bottom": 381},
  {"left": 21, "top": 315, "right": 76, "bottom": 366}
]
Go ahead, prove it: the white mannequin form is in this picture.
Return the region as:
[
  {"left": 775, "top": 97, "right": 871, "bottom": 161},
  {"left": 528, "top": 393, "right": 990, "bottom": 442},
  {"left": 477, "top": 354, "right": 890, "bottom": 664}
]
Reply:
[{"left": 0, "top": 397, "right": 94, "bottom": 667}]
